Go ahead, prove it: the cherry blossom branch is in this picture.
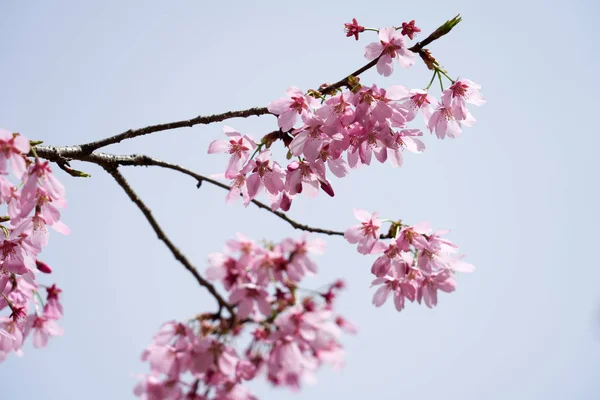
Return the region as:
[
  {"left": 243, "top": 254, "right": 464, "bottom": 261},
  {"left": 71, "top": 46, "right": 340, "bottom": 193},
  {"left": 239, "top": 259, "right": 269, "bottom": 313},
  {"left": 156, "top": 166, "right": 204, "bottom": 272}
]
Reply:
[
  {"left": 100, "top": 164, "right": 235, "bottom": 318},
  {"left": 319, "top": 14, "right": 462, "bottom": 95},
  {"left": 67, "top": 15, "right": 461, "bottom": 155},
  {"left": 78, "top": 107, "right": 272, "bottom": 153}
]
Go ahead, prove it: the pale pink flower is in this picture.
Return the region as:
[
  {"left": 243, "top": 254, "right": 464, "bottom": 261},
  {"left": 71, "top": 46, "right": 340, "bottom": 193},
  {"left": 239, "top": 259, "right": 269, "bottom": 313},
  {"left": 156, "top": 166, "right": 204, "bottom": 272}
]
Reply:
[
  {"left": 289, "top": 114, "right": 330, "bottom": 161},
  {"left": 23, "top": 315, "right": 63, "bottom": 348},
  {"left": 281, "top": 236, "right": 325, "bottom": 281},
  {"left": 385, "top": 128, "right": 425, "bottom": 168},
  {"left": 344, "top": 209, "right": 381, "bottom": 254},
  {"left": 310, "top": 143, "right": 350, "bottom": 178},
  {"left": 316, "top": 91, "right": 355, "bottom": 128},
  {"left": 241, "top": 150, "right": 285, "bottom": 199},
  {"left": 396, "top": 222, "right": 431, "bottom": 252},
  {"left": 152, "top": 320, "right": 193, "bottom": 346},
  {"left": 191, "top": 338, "right": 238, "bottom": 376},
  {"left": 141, "top": 341, "right": 190, "bottom": 378},
  {"left": 364, "top": 28, "right": 414, "bottom": 76},
  {"left": 133, "top": 374, "right": 182, "bottom": 400},
  {"left": 0, "top": 220, "right": 36, "bottom": 275},
  {"left": 417, "top": 270, "right": 457, "bottom": 308},
  {"left": 229, "top": 283, "right": 271, "bottom": 319},
  {"left": 208, "top": 126, "right": 257, "bottom": 179},
  {"left": 205, "top": 253, "right": 246, "bottom": 290},
  {"left": 371, "top": 262, "right": 417, "bottom": 312},
  {"left": 21, "top": 159, "right": 66, "bottom": 206},
  {"left": 0, "top": 317, "right": 24, "bottom": 354},
  {"left": 442, "top": 78, "right": 486, "bottom": 121},
  {"left": 267, "top": 87, "right": 319, "bottom": 132},
  {"left": 226, "top": 173, "right": 250, "bottom": 205},
  {"left": 335, "top": 316, "right": 358, "bottom": 335},
  {"left": 285, "top": 161, "right": 320, "bottom": 198},
  {"left": 428, "top": 96, "right": 466, "bottom": 139},
  {"left": 0, "top": 129, "right": 29, "bottom": 178},
  {"left": 43, "top": 284, "right": 63, "bottom": 320}
]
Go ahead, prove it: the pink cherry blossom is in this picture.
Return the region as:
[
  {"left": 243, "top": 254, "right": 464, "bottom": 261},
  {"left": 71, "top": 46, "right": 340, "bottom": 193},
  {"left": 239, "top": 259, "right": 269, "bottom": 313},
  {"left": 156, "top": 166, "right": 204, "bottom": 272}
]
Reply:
[
  {"left": 344, "top": 209, "right": 381, "bottom": 254},
  {"left": 386, "top": 86, "right": 436, "bottom": 124},
  {"left": 43, "top": 284, "right": 63, "bottom": 320},
  {"left": 364, "top": 28, "right": 414, "bottom": 76},
  {"left": 241, "top": 150, "right": 285, "bottom": 200},
  {"left": 229, "top": 283, "right": 271, "bottom": 319},
  {"left": 370, "top": 262, "right": 416, "bottom": 312},
  {"left": 428, "top": 96, "right": 466, "bottom": 139},
  {"left": 267, "top": 87, "right": 319, "bottom": 132},
  {"left": 416, "top": 270, "right": 457, "bottom": 308},
  {"left": 23, "top": 315, "right": 63, "bottom": 348},
  {"left": 208, "top": 126, "right": 257, "bottom": 179},
  {"left": 0, "top": 129, "right": 29, "bottom": 178}
]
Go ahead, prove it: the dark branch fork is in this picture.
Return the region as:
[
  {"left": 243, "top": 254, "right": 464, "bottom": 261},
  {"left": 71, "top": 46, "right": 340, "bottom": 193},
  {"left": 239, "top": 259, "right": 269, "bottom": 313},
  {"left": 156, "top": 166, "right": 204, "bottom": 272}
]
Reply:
[{"left": 29, "top": 16, "right": 460, "bottom": 318}]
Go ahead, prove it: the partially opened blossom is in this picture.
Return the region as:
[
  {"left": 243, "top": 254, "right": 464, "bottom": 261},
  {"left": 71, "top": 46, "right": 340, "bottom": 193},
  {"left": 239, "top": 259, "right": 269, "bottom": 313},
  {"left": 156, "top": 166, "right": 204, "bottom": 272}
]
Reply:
[
  {"left": 400, "top": 20, "right": 421, "bottom": 40},
  {"left": 43, "top": 284, "right": 63, "bottom": 320},
  {"left": 364, "top": 28, "right": 414, "bottom": 76},
  {"left": 344, "top": 18, "right": 365, "bottom": 40},
  {"left": 344, "top": 209, "right": 381, "bottom": 254}
]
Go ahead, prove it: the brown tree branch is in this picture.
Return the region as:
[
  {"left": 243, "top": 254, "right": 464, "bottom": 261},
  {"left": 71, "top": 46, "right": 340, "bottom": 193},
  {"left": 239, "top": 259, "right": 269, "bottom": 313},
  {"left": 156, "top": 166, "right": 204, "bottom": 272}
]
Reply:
[
  {"left": 33, "top": 145, "right": 348, "bottom": 237},
  {"left": 78, "top": 107, "right": 272, "bottom": 154},
  {"left": 101, "top": 164, "right": 235, "bottom": 317}
]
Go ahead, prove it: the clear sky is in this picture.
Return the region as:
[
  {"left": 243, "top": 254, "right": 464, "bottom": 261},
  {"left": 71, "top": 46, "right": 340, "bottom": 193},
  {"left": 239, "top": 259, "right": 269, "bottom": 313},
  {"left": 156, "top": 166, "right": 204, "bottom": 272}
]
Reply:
[{"left": 0, "top": 0, "right": 598, "bottom": 399}]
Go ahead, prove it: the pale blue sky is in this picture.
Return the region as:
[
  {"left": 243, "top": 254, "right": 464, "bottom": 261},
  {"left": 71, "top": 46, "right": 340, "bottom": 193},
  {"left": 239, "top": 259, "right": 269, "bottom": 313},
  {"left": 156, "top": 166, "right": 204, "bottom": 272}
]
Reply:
[{"left": 0, "top": 0, "right": 598, "bottom": 399}]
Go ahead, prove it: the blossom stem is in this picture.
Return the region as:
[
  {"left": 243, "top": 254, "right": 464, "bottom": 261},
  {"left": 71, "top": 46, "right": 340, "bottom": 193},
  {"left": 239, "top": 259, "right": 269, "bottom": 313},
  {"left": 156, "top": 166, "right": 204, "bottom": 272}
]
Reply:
[
  {"left": 425, "top": 70, "right": 438, "bottom": 90},
  {"left": 437, "top": 68, "right": 455, "bottom": 83}
]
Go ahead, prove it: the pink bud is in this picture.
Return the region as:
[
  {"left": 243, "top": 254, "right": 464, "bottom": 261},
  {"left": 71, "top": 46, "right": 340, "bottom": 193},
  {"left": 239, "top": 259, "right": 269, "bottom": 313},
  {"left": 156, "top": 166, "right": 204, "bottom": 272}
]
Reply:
[{"left": 36, "top": 259, "right": 52, "bottom": 274}]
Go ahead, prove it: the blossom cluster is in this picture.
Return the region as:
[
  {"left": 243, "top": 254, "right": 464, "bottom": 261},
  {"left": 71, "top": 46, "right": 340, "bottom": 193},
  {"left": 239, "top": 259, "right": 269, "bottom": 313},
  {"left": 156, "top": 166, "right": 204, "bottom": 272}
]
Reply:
[
  {"left": 345, "top": 209, "right": 474, "bottom": 311},
  {"left": 135, "top": 234, "right": 355, "bottom": 400},
  {"left": 209, "top": 21, "right": 484, "bottom": 212},
  {"left": 0, "top": 129, "right": 67, "bottom": 360}
]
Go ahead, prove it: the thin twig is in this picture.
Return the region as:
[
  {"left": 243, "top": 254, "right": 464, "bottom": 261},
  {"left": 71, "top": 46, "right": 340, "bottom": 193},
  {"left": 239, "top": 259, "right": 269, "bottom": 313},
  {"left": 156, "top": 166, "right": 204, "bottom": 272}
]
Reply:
[
  {"left": 33, "top": 145, "right": 348, "bottom": 236},
  {"left": 34, "top": 145, "right": 394, "bottom": 239},
  {"left": 101, "top": 165, "right": 235, "bottom": 318}
]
